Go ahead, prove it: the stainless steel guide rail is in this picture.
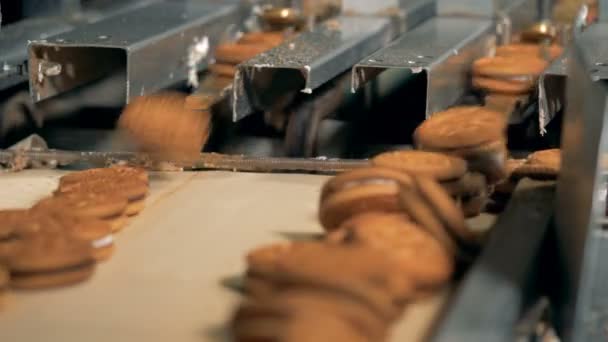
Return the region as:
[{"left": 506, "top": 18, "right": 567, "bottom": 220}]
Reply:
[
  {"left": 27, "top": 0, "right": 248, "bottom": 104},
  {"left": 538, "top": 53, "right": 567, "bottom": 135},
  {"left": 351, "top": 17, "right": 494, "bottom": 118},
  {"left": 0, "top": 149, "right": 368, "bottom": 173},
  {"left": 554, "top": 21, "right": 608, "bottom": 341},
  {"left": 231, "top": 15, "right": 395, "bottom": 122}
]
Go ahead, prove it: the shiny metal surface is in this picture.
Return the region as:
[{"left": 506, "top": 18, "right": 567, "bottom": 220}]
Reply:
[
  {"left": 554, "top": 22, "right": 608, "bottom": 341},
  {"left": 28, "top": 0, "right": 247, "bottom": 104},
  {"left": 231, "top": 15, "right": 395, "bottom": 122},
  {"left": 352, "top": 17, "right": 494, "bottom": 117},
  {"left": 538, "top": 53, "right": 567, "bottom": 135}
]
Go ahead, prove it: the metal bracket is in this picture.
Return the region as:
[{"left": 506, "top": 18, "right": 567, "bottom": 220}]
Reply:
[
  {"left": 554, "top": 22, "right": 608, "bottom": 341},
  {"left": 351, "top": 17, "right": 494, "bottom": 118},
  {"left": 27, "top": 0, "right": 247, "bottom": 104},
  {"left": 231, "top": 15, "right": 395, "bottom": 122},
  {"left": 538, "top": 53, "right": 567, "bottom": 135}
]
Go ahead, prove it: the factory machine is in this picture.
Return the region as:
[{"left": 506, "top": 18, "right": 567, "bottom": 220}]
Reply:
[{"left": 1, "top": 0, "right": 608, "bottom": 341}]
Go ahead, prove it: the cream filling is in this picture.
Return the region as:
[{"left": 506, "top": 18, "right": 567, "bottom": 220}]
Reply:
[{"left": 92, "top": 235, "right": 114, "bottom": 249}]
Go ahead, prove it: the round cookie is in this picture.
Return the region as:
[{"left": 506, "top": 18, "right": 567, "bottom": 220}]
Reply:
[
  {"left": 215, "top": 43, "right": 270, "bottom": 64},
  {"left": 256, "top": 242, "right": 410, "bottom": 320},
  {"left": 414, "top": 176, "right": 476, "bottom": 245},
  {"left": 6, "top": 234, "right": 95, "bottom": 289},
  {"left": 47, "top": 213, "right": 115, "bottom": 262},
  {"left": 473, "top": 76, "right": 536, "bottom": 95},
  {"left": 414, "top": 106, "right": 506, "bottom": 150},
  {"left": 513, "top": 149, "right": 561, "bottom": 180},
  {"left": 59, "top": 166, "right": 148, "bottom": 187},
  {"left": 328, "top": 212, "right": 454, "bottom": 290},
  {"left": 495, "top": 43, "right": 563, "bottom": 61},
  {"left": 0, "top": 209, "right": 30, "bottom": 259},
  {"left": 371, "top": 150, "right": 467, "bottom": 181},
  {"left": 399, "top": 183, "right": 459, "bottom": 256},
  {"left": 246, "top": 242, "right": 294, "bottom": 276},
  {"left": 238, "top": 32, "right": 285, "bottom": 46},
  {"left": 0, "top": 264, "right": 9, "bottom": 303},
  {"left": 473, "top": 56, "right": 548, "bottom": 78},
  {"left": 441, "top": 139, "right": 509, "bottom": 184},
  {"left": 118, "top": 91, "right": 211, "bottom": 162},
  {"left": 320, "top": 167, "right": 412, "bottom": 202},
  {"left": 34, "top": 193, "right": 128, "bottom": 221},
  {"left": 125, "top": 198, "right": 146, "bottom": 217},
  {"left": 56, "top": 177, "right": 148, "bottom": 202},
  {"left": 209, "top": 63, "right": 237, "bottom": 78},
  {"left": 441, "top": 172, "right": 487, "bottom": 198}
]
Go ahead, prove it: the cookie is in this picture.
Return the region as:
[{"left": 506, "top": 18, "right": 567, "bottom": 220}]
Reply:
[
  {"left": 254, "top": 242, "right": 410, "bottom": 320},
  {"left": 0, "top": 264, "right": 9, "bottom": 300},
  {"left": 7, "top": 234, "right": 95, "bottom": 289},
  {"left": 328, "top": 213, "right": 454, "bottom": 290},
  {"left": 106, "top": 214, "right": 129, "bottom": 233},
  {"left": 233, "top": 304, "right": 369, "bottom": 342},
  {"left": 461, "top": 193, "right": 489, "bottom": 218},
  {"left": 441, "top": 172, "right": 487, "bottom": 198},
  {"left": 371, "top": 150, "right": 467, "bottom": 181},
  {"left": 246, "top": 242, "right": 294, "bottom": 277},
  {"left": 473, "top": 76, "right": 536, "bottom": 95},
  {"left": 494, "top": 159, "right": 526, "bottom": 195},
  {"left": 59, "top": 166, "right": 148, "bottom": 187},
  {"left": 118, "top": 92, "right": 211, "bottom": 162},
  {"left": 0, "top": 210, "right": 29, "bottom": 257},
  {"left": 495, "top": 43, "right": 563, "bottom": 61},
  {"left": 237, "top": 32, "right": 285, "bottom": 46},
  {"left": 56, "top": 177, "right": 148, "bottom": 203},
  {"left": 472, "top": 56, "right": 548, "bottom": 79},
  {"left": 215, "top": 43, "right": 270, "bottom": 64},
  {"left": 50, "top": 214, "right": 115, "bottom": 262},
  {"left": 399, "top": 182, "right": 459, "bottom": 256},
  {"left": 415, "top": 176, "right": 477, "bottom": 245},
  {"left": 441, "top": 139, "right": 508, "bottom": 184},
  {"left": 513, "top": 149, "right": 561, "bottom": 179},
  {"left": 209, "top": 63, "right": 237, "bottom": 78},
  {"left": 320, "top": 167, "right": 412, "bottom": 202},
  {"left": 125, "top": 198, "right": 146, "bottom": 217},
  {"left": 233, "top": 289, "right": 386, "bottom": 341},
  {"left": 484, "top": 94, "right": 529, "bottom": 114},
  {"left": 414, "top": 106, "right": 506, "bottom": 150},
  {"left": 34, "top": 193, "right": 128, "bottom": 221}
]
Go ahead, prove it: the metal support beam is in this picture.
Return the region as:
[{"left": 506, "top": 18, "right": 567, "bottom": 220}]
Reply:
[
  {"left": 351, "top": 17, "right": 494, "bottom": 117},
  {"left": 554, "top": 22, "right": 608, "bottom": 342},
  {"left": 28, "top": 0, "right": 247, "bottom": 104}
]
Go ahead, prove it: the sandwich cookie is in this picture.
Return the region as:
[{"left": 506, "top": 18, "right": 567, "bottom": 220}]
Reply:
[
  {"left": 56, "top": 177, "right": 148, "bottom": 217},
  {"left": 0, "top": 265, "right": 8, "bottom": 307},
  {"left": 495, "top": 43, "right": 563, "bottom": 61},
  {"left": 249, "top": 242, "right": 410, "bottom": 320},
  {"left": 472, "top": 56, "right": 548, "bottom": 95},
  {"left": 512, "top": 148, "right": 561, "bottom": 180},
  {"left": 0, "top": 209, "right": 31, "bottom": 260},
  {"left": 59, "top": 166, "right": 148, "bottom": 187},
  {"left": 371, "top": 150, "right": 467, "bottom": 182},
  {"left": 237, "top": 32, "right": 285, "bottom": 47},
  {"left": 34, "top": 193, "right": 128, "bottom": 232},
  {"left": 327, "top": 212, "right": 454, "bottom": 292},
  {"left": 319, "top": 167, "right": 413, "bottom": 232},
  {"left": 414, "top": 106, "right": 508, "bottom": 183},
  {"left": 6, "top": 234, "right": 95, "bottom": 289},
  {"left": 118, "top": 91, "right": 212, "bottom": 163},
  {"left": 233, "top": 289, "right": 388, "bottom": 341}
]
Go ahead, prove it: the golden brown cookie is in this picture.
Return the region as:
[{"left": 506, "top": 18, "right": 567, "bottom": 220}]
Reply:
[
  {"left": 495, "top": 43, "right": 563, "bottom": 61},
  {"left": 7, "top": 234, "right": 96, "bottom": 289},
  {"left": 59, "top": 166, "right": 148, "bottom": 187},
  {"left": 56, "top": 177, "right": 148, "bottom": 204},
  {"left": 415, "top": 176, "right": 476, "bottom": 245},
  {"left": 320, "top": 167, "right": 412, "bottom": 202},
  {"left": 246, "top": 242, "right": 294, "bottom": 277},
  {"left": 441, "top": 172, "right": 487, "bottom": 198},
  {"left": 414, "top": 106, "right": 506, "bottom": 150},
  {"left": 328, "top": 213, "right": 454, "bottom": 291},
  {"left": 34, "top": 193, "right": 128, "bottom": 221},
  {"left": 319, "top": 167, "right": 413, "bottom": 232},
  {"left": 513, "top": 149, "right": 561, "bottom": 179},
  {"left": 494, "top": 158, "right": 526, "bottom": 195},
  {"left": 209, "top": 63, "right": 237, "bottom": 78},
  {"left": 0, "top": 264, "right": 9, "bottom": 298},
  {"left": 125, "top": 198, "right": 146, "bottom": 217},
  {"left": 371, "top": 150, "right": 467, "bottom": 181},
  {"left": 253, "top": 242, "right": 410, "bottom": 320},
  {"left": 473, "top": 56, "right": 548, "bottom": 78},
  {"left": 118, "top": 92, "right": 212, "bottom": 162},
  {"left": 399, "top": 182, "right": 459, "bottom": 256},
  {"left": 233, "top": 289, "right": 387, "bottom": 341},
  {"left": 473, "top": 76, "right": 536, "bottom": 95},
  {"left": 237, "top": 32, "right": 285, "bottom": 47},
  {"left": 461, "top": 193, "right": 489, "bottom": 218},
  {"left": 215, "top": 43, "right": 270, "bottom": 64},
  {"left": 50, "top": 214, "right": 115, "bottom": 262},
  {"left": 441, "top": 139, "right": 509, "bottom": 184}
]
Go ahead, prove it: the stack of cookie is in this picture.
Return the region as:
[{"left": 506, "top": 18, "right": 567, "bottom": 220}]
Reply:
[
  {"left": 0, "top": 166, "right": 149, "bottom": 292},
  {"left": 413, "top": 106, "right": 508, "bottom": 214},
  {"left": 231, "top": 166, "right": 477, "bottom": 340},
  {"left": 211, "top": 32, "right": 286, "bottom": 80},
  {"left": 473, "top": 42, "right": 562, "bottom": 114}
]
